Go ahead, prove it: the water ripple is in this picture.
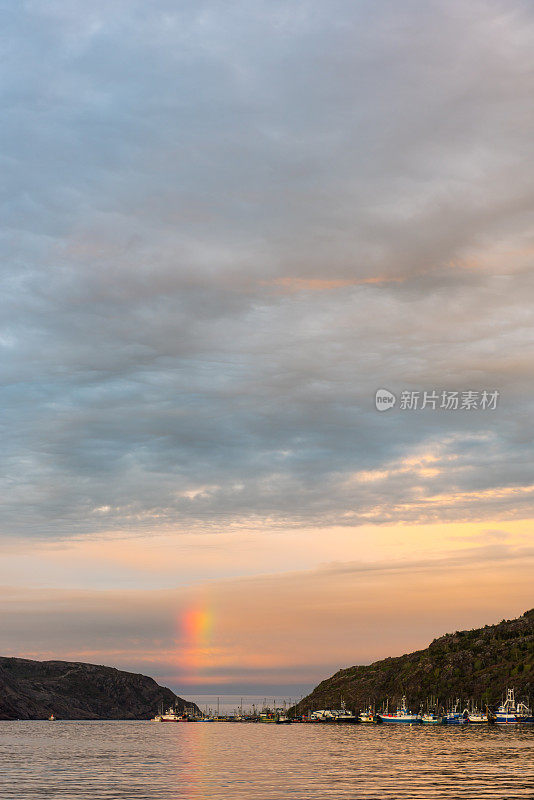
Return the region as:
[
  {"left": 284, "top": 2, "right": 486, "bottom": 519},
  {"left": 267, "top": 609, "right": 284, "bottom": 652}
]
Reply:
[{"left": 0, "top": 722, "right": 532, "bottom": 799}]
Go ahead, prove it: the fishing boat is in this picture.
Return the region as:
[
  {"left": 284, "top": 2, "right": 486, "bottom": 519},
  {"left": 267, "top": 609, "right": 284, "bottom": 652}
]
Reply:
[
  {"left": 308, "top": 707, "right": 354, "bottom": 723},
  {"left": 275, "top": 714, "right": 292, "bottom": 724},
  {"left": 495, "top": 689, "right": 518, "bottom": 724},
  {"left": 516, "top": 701, "right": 534, "bottom": 723},
  {"left": 377, "top": 696, "right": 422, "bottom": 724},
  {"left": 331, "top": 709, "right": 359, "bottom": 723},
  {"left": 421, "top": 712, "right": 443, "bottom": 725},
  {"left": 444, "top": 699, "right": 468, "bottom": 725},
  {"left": 331, "top": 700, "right": 359, "bottom": 723},
  {"left": 153, "top": 706, "right": 190, "bottom": 722},
  {"left": 359, "top": 706, "right": 375, "bottom": 723},
  {"left": 309, "top": 698, "right": 358, "bottom": 723},
  {"left": 467, "top": 708, "right": 489, "bottom": 724}
]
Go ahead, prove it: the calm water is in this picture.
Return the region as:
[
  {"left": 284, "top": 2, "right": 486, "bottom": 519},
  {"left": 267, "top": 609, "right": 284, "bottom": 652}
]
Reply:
[{"left": 0, "top": 721, "right": 532, "bottom": 799}]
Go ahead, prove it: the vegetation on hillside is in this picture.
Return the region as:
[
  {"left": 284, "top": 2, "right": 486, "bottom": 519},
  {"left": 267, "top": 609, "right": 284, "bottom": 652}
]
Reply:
[{"left": 295, "top": 609, "right": 533, "bottom": 714}]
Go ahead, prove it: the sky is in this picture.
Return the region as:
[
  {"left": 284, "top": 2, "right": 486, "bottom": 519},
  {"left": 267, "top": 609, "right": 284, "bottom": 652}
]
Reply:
[{"left": 1, "top": 0, "right": 533, "bottom": 700}]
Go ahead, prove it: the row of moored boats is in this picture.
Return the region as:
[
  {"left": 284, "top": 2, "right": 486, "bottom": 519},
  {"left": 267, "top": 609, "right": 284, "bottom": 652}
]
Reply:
[
  {"left": 342, "top": 689, "right": 533, "bottom": 725},
  {"left": 152, "top": 689, "right": 534, "bottom": 725}
]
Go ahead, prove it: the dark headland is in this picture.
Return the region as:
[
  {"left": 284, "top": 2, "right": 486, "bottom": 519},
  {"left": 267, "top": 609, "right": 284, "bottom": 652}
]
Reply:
[
  {"left": 295, "top": 609, "right": 533, "bottom": 713},
  {"left": 0, "top": 657, "right": 198, "bottom": 720}
]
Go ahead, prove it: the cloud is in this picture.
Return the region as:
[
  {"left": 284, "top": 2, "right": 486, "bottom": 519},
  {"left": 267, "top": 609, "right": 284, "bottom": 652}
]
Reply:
[{"left": 1, "top": 0, "right": 534, "bottom": 539}]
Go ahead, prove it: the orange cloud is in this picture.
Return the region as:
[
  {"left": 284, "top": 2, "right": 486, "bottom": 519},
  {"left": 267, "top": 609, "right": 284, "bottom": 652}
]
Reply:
[{"left": 263, "top": 275, "right": 404, "bottom": 293}]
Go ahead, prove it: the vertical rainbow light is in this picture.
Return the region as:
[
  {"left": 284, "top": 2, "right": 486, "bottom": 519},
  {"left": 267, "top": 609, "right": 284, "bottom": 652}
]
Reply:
[{"left": 179, "top": 601, "right": 214, "bottom": 684}]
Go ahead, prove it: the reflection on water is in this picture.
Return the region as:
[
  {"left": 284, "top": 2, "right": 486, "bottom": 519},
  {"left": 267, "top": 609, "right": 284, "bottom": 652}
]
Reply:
[{"left": 0, "top": 721, "right": 532, "bottom": 799}]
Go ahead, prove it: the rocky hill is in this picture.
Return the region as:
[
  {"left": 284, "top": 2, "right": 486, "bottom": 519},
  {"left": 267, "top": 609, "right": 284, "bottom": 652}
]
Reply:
[
  {"left": 295, "top": 609, "right": 533, "bottom": 714},
  {"left": 0, "top": 657, "right": 198, "bottom": 719}
]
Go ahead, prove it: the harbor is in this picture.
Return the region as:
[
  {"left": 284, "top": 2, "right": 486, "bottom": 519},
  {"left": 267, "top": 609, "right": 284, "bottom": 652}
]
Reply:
[{"left": 152, "top": 688, "right": 534, "bottom": 726}]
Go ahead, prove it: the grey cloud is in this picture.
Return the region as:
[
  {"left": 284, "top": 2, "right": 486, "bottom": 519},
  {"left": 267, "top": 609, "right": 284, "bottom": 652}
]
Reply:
[{"left": 1, "top": 0, "right": 534, "bottom": 537}]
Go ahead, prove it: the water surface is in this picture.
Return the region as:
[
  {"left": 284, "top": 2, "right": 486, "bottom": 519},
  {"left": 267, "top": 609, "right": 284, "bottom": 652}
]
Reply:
[{"left": 0, "top": 721, "right": 532, "bottom": 799}]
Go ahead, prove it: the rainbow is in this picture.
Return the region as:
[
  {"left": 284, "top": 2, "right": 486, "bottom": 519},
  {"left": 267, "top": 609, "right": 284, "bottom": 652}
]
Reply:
[{"left": 179, "top": 601, "right": 214, "bottom": 684}]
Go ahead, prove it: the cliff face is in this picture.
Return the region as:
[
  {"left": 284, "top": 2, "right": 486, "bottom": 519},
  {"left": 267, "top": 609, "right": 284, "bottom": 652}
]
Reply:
[
  {"left": 296, "top": 609, "right": 533, "bottom": 713},
  {"left": 0, "top": 657, "right": 198, "bottom": 720}
]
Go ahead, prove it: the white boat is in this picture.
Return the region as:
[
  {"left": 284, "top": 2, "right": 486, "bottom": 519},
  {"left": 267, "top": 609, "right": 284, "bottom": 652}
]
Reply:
[
  {"left": 330, "top": 708, "right": 359, "bottom": 723},
  {"left": 467, "top": 709, "right": 488, "bottom": 724},
  {"left": 310, "top": 708, "right": 358, "bottom": 723},
  {"left": 152, "top": 706, "right": 189, "bottom": 722},
  {"left": 495, "top": 689, "right": 518, "bottom": 724},
  {"left": 421, "top": 713, "right": 443, "bottom": 725},
  {"left": 516, "top": 701, "right": 534, "bottom": 723},
  {"left": 275, "top": 714, "right": 291, "bottom": 724},
  {"left": 378, "top": 696, "right": 422, "bottom": 724},
  {"left": 359, "top": 706, "right": 375, "bottom": 723}
]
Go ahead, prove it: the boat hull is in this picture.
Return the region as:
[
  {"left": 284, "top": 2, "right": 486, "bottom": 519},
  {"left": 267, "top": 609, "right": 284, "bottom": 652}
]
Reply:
[{"left": 378, "top": 715, "right": 422, "bottom": 724}]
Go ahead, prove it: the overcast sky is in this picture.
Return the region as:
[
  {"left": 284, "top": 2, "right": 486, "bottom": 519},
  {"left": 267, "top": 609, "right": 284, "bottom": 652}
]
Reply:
[{"left": 1, "top": 0, "right": 533, "bottom": 698}]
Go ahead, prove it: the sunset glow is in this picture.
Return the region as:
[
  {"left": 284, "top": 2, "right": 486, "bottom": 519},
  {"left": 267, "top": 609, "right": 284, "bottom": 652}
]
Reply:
[{"left": 1, "top": 0, "right": 533, "bottom": 705}]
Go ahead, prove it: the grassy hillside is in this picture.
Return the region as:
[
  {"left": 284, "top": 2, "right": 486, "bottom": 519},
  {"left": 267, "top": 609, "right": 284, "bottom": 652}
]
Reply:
[{"left": 295, "top": 609, "right": 533, "bottom": 714}]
